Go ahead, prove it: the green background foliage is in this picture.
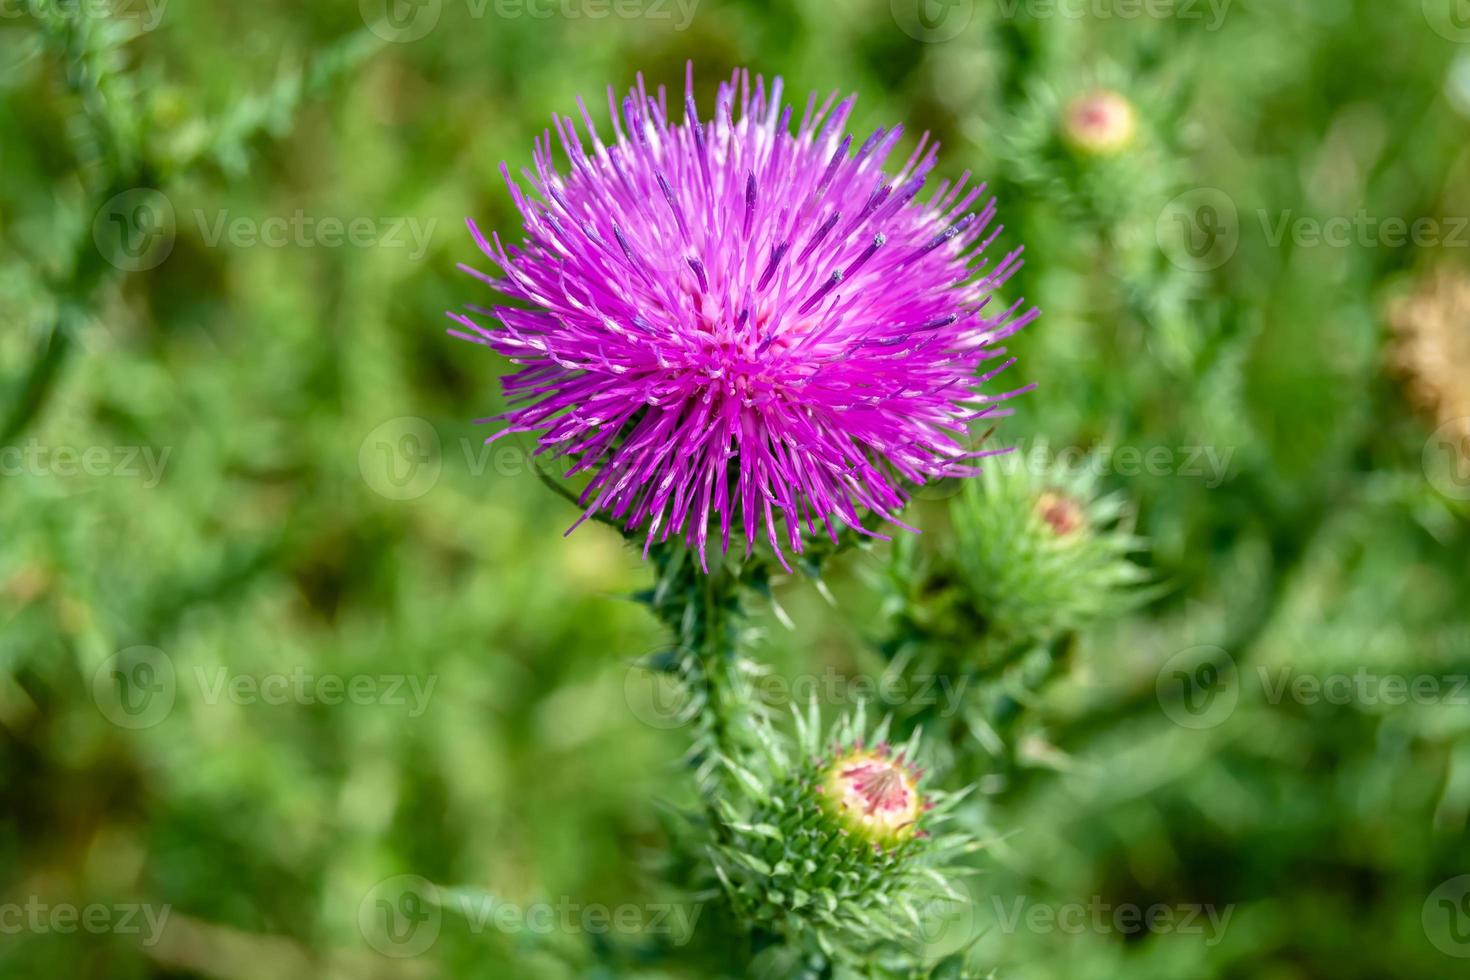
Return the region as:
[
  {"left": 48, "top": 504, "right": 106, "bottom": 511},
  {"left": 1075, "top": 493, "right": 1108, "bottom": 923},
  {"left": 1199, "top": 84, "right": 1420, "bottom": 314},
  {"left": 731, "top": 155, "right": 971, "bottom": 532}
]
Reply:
[{"left": 3, "top": 0, "right": 1470, "bottom": 976}]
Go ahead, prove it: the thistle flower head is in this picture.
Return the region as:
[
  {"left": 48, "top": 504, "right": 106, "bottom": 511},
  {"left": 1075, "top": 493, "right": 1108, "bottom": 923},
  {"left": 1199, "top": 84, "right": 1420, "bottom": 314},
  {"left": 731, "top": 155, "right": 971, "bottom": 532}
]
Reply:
[{"left": 451, "top": 66, "right": 1036, "bottom": 569}]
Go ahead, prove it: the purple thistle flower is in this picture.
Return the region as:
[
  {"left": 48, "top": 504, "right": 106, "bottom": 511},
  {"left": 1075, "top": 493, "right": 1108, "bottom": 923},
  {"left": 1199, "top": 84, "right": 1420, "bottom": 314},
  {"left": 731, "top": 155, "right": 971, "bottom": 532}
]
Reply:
[{"left": 450, "top": 66, "right": 1037, "bottom": 570}]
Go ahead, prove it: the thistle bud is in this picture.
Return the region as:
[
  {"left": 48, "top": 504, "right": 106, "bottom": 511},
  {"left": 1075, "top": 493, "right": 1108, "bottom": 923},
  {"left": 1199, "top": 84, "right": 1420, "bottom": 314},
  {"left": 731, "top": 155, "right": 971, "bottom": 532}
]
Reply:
[
  {"left": 1062, "top": 89, "right": 1138, "bottom": 156},
  {"left": 817, "top": 744, "right": 924, "bottom": 848},
  {"left": 1034, "top": 489, "right": 1086, "bottom": 538},
  {"left": 945, "top": 442, "right": 1150, "bottom": 643},
  {"left": 706, "top": 710, "right": 970, "bottom": 961}
]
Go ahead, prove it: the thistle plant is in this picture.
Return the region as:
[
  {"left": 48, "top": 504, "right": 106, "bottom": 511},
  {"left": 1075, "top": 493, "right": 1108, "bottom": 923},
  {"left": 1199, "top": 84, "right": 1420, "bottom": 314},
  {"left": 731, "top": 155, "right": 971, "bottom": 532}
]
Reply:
[
  {"left": 452, "top": 65, "right": 1038, "bottom": 975},
  {"left": 9, "top": 7, "right": 1470, "bottom": 980}
]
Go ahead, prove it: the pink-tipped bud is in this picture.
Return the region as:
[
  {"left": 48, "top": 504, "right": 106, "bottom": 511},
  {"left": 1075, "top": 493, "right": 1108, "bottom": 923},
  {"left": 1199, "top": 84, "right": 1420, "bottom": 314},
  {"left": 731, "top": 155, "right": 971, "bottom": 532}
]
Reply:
[
  {"left": 1063, "top": 90, "right": 1137, "bottom": 156},
  {"left": 1035, "top": 490, "right": 1086, "bottom": 538},
  {"left": 817, "top": 747, "right": 924, "bottom": 846}
]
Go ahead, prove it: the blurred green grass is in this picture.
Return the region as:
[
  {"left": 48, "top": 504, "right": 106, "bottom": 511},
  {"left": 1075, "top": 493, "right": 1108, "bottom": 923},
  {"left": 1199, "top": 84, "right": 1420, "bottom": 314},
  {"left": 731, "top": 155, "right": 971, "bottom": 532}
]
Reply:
[{"left": 3, "top": 0, "right": 1470, "bottom": 977}]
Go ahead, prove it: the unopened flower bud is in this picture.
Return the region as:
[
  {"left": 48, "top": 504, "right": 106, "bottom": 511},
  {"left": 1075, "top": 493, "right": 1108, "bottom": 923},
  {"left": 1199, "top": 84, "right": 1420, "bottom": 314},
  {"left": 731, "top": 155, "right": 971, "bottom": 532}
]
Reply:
[
  {"left": 817, "top": 744, "right": 924, "bottom": 848},
  {"left": 1063, "top": 89, "right": 1137, "bottom": 156},
  {"left": 706, "top": 714, "right": 967, "bottom": 956},
  {"left": 1035, "top": 489, "right": 1086, "bottom": 538},
  {"left": 929, "top": 441, "right": 1149, "bottom": 642}
]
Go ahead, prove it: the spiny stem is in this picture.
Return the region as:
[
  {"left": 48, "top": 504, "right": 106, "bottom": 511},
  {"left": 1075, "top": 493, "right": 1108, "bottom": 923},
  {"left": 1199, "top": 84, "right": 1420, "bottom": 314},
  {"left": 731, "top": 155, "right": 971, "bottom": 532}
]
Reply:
[{"left": 645, "top": 544, "right": 767, "bottom": 803}]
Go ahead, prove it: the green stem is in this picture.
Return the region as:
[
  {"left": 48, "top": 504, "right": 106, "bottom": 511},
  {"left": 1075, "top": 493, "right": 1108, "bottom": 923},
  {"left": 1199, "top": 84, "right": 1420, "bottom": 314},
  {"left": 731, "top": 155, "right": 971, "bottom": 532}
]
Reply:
[{"left": 645, "top": 545, "right": 765, "bottom": 804}]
